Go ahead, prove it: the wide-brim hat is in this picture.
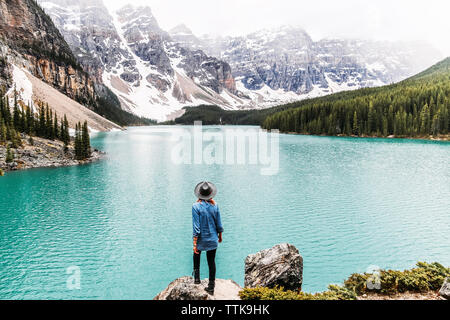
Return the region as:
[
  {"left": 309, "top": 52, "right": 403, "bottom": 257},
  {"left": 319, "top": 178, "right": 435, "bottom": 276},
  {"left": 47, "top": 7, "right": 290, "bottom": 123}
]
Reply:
[{"left": 194, "top": 181, "right": 217, "bottom": 200}]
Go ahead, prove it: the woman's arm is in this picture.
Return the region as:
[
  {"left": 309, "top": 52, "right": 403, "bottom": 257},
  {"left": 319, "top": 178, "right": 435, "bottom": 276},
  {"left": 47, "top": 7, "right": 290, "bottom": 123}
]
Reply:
[
  {"left": 193, "top": 237, "right": 200, "bottom": 254},
  {"left": 215, "top": 205, "right": 224, "bottom": 241},
  {"left": 192, "top": 206, "right": 200, "bottom": 254}
]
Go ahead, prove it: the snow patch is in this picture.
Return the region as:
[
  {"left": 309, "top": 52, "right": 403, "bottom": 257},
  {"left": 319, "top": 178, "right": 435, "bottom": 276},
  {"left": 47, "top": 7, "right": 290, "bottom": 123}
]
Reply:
[{"left": 8, "top": 65, "right": 34, "bottom": 110}]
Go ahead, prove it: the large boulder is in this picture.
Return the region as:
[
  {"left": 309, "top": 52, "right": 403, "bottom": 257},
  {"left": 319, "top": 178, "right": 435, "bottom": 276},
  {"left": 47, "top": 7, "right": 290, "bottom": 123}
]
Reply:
[
  {"left": 439, "top": 277, "right": 450, "bottom": 300},
  {"left": 154, "top": 277, "right": 242, "bottom": 300},
  {"left": 244, "top": 243, "right": 303, "bottom": 291}
]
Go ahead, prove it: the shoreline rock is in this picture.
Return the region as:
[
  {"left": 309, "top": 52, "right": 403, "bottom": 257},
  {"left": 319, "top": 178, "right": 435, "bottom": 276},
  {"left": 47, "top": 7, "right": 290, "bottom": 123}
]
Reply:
[
  {"left": 154, "top": 277, "right": 241, "bottom": 300},
  {"left": 244, "top": 243, "right": 303, "bottom": 291},
  {"left": 439, "top": 278, "right": 450, "bottom": 300},
  {"left": 283, "top": 131, "right": 450, "bottom": 142},
  {"left": 0, "top": 135, "right": 105, "bottom": 173}
]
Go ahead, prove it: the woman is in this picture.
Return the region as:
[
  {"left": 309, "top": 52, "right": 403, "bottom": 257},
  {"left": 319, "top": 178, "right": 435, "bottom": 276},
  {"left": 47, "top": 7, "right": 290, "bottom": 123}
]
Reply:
[{"left": 192, "top": 181, "right": 224, "bottom": 295}]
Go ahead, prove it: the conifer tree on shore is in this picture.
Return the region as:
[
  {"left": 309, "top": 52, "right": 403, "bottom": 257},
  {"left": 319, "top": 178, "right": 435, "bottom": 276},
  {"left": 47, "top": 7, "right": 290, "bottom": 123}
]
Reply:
[
  {"left": 82, "top": 121, "right": 91, "bottom": 159},
  {"left": 74, "top": 121, "right": 91, "bottom": 160},
  {"left": 1, "top": 89, "right": 91, "bottom": 160}
]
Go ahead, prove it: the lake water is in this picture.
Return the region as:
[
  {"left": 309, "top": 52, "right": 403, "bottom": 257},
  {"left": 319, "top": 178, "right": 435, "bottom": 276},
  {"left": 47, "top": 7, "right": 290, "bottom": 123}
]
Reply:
[{"left": 0, "top": 126, "right": 449, "bottom": 299}]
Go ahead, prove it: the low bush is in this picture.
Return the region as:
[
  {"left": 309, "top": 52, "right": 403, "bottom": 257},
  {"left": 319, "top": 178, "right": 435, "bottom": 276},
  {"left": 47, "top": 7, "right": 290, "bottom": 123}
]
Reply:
[
  {"left": 344, "top": 262, "right": 450, "bottom": 295},
  {"left": 239, "top": 286, "right": 300, "bottom": 300},
  {"left": 240, "top": 262, "right": 450, "bottom": 300},
  {"left": 239, "top": 285, "right": 357, "bottom": 301}
]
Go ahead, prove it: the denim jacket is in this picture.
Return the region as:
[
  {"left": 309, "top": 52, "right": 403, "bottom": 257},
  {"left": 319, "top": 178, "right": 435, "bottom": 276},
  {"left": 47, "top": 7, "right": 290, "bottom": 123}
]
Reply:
[{"left": 192, "top": 201, "right": 224, "bottom": 251}]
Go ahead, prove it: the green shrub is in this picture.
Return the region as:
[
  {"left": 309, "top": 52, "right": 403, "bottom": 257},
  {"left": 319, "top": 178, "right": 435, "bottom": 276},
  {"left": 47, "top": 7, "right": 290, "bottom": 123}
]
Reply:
[
  {"left": 239, "top": 285, "right": 356, "bottom": 301},
  {"left": 239, "top": 286, "right": 300, "bottom": 300},
  {"left": 344, "top": 262, "right": 450, "bottom": 295},
  {"left": 240, "top": 262, "right": 449, "bottom": 300}
]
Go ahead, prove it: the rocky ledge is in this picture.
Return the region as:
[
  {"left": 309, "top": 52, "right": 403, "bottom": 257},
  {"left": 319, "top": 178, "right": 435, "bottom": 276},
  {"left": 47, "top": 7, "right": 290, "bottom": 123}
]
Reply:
[
  {"left": 155, "top": 243, "right": 449, "bottom": 301},
  {"left": 0, "top": 135, "right": 104, "bottom": 173},
  {"left": 155, "top": 244, "right": 302, "bottom": 300},
  {"left": 154, "top": 277, "right": 241, "bottom": 300}
]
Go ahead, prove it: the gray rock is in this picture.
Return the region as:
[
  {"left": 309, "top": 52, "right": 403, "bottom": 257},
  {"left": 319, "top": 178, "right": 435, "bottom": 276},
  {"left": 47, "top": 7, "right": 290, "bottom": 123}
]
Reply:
[
  {"left": 120, "top": 71, "right": 141, "bottom": 83},
  {"left": 146, "top": 74, "right": 170, "bottom": 92},
  {"left": 154, "top": 276, "right": 242, "bottom": 300},
  {"left": 439, "top": 278, "right": 450, "bottom": 300},
  {"left": 244, "top": 243, "right": 303, "bottom": 291}
]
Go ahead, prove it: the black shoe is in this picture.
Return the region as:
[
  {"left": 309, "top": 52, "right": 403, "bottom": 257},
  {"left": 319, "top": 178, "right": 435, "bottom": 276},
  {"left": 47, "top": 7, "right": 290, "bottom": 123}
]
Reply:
[
  {"left": 193, "top": 269, "right": 201, "bottom": 285},
  {"left": 205, "top": 280, "right": 215, "bottom": 295}
]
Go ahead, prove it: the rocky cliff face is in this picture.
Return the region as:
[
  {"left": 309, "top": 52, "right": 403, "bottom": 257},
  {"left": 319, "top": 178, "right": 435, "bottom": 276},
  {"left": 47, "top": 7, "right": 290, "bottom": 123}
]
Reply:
[
  {"left": 38, "top": 0, "right": 241, "bottom": 121},
  {"left": 0, "top": 0, "right": 95, "bottom": 104},
  {"left": 0, "top": 52, "right": 12, "bottom": 92}
]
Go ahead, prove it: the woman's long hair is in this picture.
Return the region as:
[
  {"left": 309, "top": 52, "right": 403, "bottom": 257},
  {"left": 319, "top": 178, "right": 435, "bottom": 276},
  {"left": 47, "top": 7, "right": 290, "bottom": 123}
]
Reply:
[{"left": 197, "top": 199, "right": 216, "bottom": 206}]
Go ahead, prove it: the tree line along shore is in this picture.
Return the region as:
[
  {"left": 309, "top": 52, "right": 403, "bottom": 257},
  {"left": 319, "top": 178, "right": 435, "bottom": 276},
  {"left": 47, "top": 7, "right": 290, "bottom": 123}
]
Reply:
[
  {"left": 262, "top": 58, "right": 450, "bottom": 139},
  {"left": 0, "top": 89, "right": 93, "bottom": 175},
  {"left": 170, "top": 58, "right": 450, "bottom": 141}
]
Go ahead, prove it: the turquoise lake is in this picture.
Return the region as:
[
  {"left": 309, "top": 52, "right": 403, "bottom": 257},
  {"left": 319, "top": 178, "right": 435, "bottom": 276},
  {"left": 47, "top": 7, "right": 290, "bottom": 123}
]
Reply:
[{"left": 0, "top": 126, "right": 449, "bottom": 299}]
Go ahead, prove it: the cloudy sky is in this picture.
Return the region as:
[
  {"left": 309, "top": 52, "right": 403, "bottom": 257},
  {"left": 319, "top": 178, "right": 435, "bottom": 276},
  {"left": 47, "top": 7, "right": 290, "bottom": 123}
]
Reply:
[{"left": 107, "top": 0, "right": 450, "bottom": 56}]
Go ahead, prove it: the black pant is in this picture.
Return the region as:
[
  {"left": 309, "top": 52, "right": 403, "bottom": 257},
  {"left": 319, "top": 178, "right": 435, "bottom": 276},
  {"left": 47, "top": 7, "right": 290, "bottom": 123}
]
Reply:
[{"left": 193, "top": 249, "right": 216, "bottom": 281}]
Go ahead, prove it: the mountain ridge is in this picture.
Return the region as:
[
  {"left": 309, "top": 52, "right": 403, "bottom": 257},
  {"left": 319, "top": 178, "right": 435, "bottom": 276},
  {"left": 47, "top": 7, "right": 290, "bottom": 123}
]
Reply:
[{"left": 37, "top": 0, "right": 443, "bottom": 122}]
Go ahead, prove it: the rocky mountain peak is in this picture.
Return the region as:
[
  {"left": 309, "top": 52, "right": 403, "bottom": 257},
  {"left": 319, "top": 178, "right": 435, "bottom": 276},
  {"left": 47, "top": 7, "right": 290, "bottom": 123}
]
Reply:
[
  {"left": 169, "top": 24, "right": 194, "bottom": 35},
  {"left": 116, "top": 5, "right": 165, "bottom": 38},
  {"left": 169, "top": 24, "right": 203, "bottom": 51}
]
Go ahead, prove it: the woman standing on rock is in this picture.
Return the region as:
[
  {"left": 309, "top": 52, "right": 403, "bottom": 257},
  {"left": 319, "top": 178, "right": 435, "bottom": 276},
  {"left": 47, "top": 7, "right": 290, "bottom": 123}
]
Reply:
[{"left": 192, "top": 181, "right": 224, "bottom": 295}]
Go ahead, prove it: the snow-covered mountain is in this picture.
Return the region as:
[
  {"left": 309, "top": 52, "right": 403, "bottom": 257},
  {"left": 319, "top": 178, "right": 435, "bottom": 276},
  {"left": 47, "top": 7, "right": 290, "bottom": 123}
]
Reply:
[
  {"left": 198, "top": 26, "right": 443, "bottom": 96},
  {"left": 38, "top": 0, "right": 443, "bottom": 121},
  {"left": 39, "top": 1, "right": 252, "bottom": 121}
]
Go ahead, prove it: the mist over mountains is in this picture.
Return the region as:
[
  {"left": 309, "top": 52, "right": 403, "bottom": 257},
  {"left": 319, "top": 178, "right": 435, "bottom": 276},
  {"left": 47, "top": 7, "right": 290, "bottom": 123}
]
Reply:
[{"left": 10, "top": 0, "right": 445, "bottom": 121}]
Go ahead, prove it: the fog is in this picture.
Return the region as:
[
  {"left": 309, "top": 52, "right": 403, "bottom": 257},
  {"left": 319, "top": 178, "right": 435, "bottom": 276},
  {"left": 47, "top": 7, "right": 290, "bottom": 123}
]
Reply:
[{"left": 105, "top": 0, "right": 449, "bottom": 57}]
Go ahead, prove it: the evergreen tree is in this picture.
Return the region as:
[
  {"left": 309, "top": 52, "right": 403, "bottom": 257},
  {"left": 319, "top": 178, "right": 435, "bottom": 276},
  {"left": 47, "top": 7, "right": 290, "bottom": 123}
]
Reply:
[
  {"left": 0, "top": 119, "right": 6, "bottom": 143},
  {"left": 53, "top": 112, "right": 59, "bottom": 140},
  {"left": 26, "top": 104, "right": 33, "bottom": 135},
  {"left": 5, "top": 144, "right": 14, "bottom": 163},
  {"left": 74, "top": 123, "right": 82, "bottom": 160},
  {"left": 82, "top": 121, "right": 91, "bottom": 159},
  {"left": 39, "top": 104, "right": 46, "bottom": 136},
  {"left": 62, "top": 115, "right": 70, "bottom": 146},
  {"left": 352, "top": 111, "right": 359, "bottom": 136}
]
